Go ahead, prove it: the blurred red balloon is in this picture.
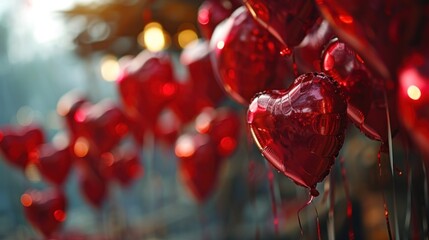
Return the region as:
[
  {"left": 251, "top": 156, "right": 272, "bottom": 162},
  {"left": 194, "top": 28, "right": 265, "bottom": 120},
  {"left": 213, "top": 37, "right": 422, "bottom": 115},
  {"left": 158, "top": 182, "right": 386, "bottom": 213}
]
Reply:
[
  {"left": 154, "top": 109, "right": 183, "bottom": 145},
  {"left": 0, "top": 124, "right": 45, "bottom": 170},
  {"left": 248, "top": 73, "right": 347, "bottom": 196},
  {"left": 57, "top": 90, "right": 88, "bottom": 139},
  {"left": 21, "top": 188, "right": 67, "bottom": 238},
  {"left": 243, "top": 0, "right": 320, "bottom": 54},
  {"left": 78, "top": 164, "right": 108, "bottom": 208},
  {"left": 198, "top": 0, "right": 240, "bottom": 40},
  {"left": 35, "top": 143, "right": 73, "bottom": 186},
  {"left": 108, "top": 150, "right": 143, "bottom": 187},
  {"left": 175, "top": 133, "right": 223, "bottom": 203},
  {"left": 117, "top": 51, "right": 178, "bottom": 130},
  {"left": 195, "top": 107, "right": 241, "bottom": 158},
  {"left": 210, "top": 7, "right": 289, "bottom": 105},
  {"left": 398, "top": 52, "right": 429, "bottom": 156}
]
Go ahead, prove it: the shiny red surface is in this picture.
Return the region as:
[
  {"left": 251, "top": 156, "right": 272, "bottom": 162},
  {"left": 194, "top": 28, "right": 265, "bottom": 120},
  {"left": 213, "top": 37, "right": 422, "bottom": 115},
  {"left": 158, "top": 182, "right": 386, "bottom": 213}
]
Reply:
[
  {"left": 248, "top": 72, "right": 347, "bottom": 194},
  {"left": 0, "top": 125, "right": 45, "bottom": 169},
  {"left": 243, "top": 0, "right": 320, "bottom": 52},
  {"left": 197, "top": 0, "right": 239, "bottom": 40},
  {"left": 36, "top": 144, "right": 73, "bottom": 186},
  {"left": 22, "top": 189, "right": 67, "bottom": 237},
  {"left": 210, "top": 7, "right": 288, "bottom": 105}
]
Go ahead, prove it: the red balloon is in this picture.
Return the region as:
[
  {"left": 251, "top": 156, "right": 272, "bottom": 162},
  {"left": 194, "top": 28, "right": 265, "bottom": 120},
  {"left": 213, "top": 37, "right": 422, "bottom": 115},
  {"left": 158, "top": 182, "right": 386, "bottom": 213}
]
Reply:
[
  {"left": 154, "top": 109, "right": 183, "bottom": 145},
  {"left": 195, "top": 107, "right": 241, "bottom": 158},
  {"left": 210, "top": 7, "right": 290, "bottom": 105},
  {"left": 398, "top": 52, "right": 429, "bottom": 156},
  {"left": 315, "top": 0, "right": 428, "bottom": 79},
  {"left": 57, "top": 90, "right": 88, "bottom": 139},
  {"left": 102, "top": 150, "right": 143, "bottom": 187},
  {"left": 117, "top": 50, "right": 178, "bottom": 129},
  {"left": 197, "top": 0, "right": 240, "bottom": 40},
  {"left": 294, "top": 20, "right": 335, "bottom": 73},
  {"left": 21, "top": 188, "right": 67, "bottom": 238},
  {"left": 247, "top": 72, "right": 347, "bottom": 195},
  {"left": 78, "top": 165, "right": 108, "bottom": 208},
  {"left": 35, "top": 143, "right": 73, "bottom": 186},
  {"left": 175, "top": 133, "right": 223, "bottom": 203},
  {"left": 0, "top": 124, "right": 45, "bottom": 170},
  {"left": 75, "top": 100, "right": 129, "bottom": 153},
  {"left": 243, "top": 0, "right": 320, "bottom": 53}
]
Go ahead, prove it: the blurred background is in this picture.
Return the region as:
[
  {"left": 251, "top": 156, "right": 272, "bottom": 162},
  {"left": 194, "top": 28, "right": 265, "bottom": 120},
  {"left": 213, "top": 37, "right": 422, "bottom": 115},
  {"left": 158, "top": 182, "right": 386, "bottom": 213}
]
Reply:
[{"left": 0, "top": 0, "right": 427, "bottom": 239}]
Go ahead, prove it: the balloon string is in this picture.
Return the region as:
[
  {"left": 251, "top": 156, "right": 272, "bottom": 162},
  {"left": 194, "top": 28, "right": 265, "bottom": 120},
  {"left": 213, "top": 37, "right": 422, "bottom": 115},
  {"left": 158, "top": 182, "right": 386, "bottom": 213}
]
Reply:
[
  {"left": 328, "top": 170, "right": 336, "bottom": 240},
  {"left": 421, "top": 156, "right": 429, "bottom": 236},
  {"left": 267, "top": 169, "right": 279, "bottom": 235},
  {"left": 292, "top": 51, "right": 299, "bottom": 77},
  {"left": 378, "top": 147, "right": 393, "bottom": 240},
  {"left": 383, "top": 84, "right": 400, "bottom": 240},
  {"left": 297, "top": 193, "right": 314, "bottom": 237},
  {"left": 314, "top": 204, "right": 321, "bottom": 240},
  {"left": 340, "top": 157, "right": 354, "bottom": 240}
]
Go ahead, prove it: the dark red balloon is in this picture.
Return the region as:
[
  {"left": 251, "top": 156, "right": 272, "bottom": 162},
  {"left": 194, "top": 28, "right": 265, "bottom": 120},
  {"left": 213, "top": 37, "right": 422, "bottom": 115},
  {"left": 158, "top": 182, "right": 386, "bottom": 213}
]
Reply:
[
  {"left": 102, "top": 150, "right": 143, "bottom": 187},
  {"left": 117, "top": 50, "right": 178, "bottom": 129},
  {"left": 21, "top": 188, "right": 67, "bottom": 238},
  {"left": 247, "top": 72, "right": 347, "bottom": 195},
  {"left": 322, "top": 39, "right": 373, "bottom": 127},
  {"left": 316, "top": 0, "right": 428, "bottom": 79},
  {"left": 0, "top": 124, "right": 45, "bottom": 170},
  {"left": 398, "top": 52, "right": 429, "bottom": 156},
  {"left": 35, "top": 144, "right": 73, "bottom": 186},
  {"left": 57, "top": 90, "right": 88, "bottom": 139},
  {"left": 195, "top": 107, "right": 241, "bottom": 158},
  {"left": 294, "top": 20, "right": 335, "bottom": 73},
  {"left": 78, "top": 166, "right": 108, "bottom": 208},
  {"left": 210, "top": 7, "right": 289, "bottom": 105},
  {"left": 198, "top": 0, "right": 240, "bottom": 40},
  {"left": 243, "top": 0, "right": 320, "bottom": 53},
  {"left": 175, "top": 133, "right": 223, "bottom": 203},
  {"left": 75, "top": 100, "right": 129, "bottom": 153},
  {"left": 154, "top": 109, "right": 183, "bottom": 145}
]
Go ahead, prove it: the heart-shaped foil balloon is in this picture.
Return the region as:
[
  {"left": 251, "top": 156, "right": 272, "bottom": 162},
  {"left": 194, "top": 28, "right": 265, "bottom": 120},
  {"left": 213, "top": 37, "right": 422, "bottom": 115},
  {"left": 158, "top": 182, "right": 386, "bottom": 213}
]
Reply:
[
  {"left": 0, "top": 124, "right": 45, "bottom": 170},
  {"left": 322, "top": 39, "right": 374, "bottom": 130},
  {"left": 243, "top": 0, "right": 320, "bottom": 54},
  {"left": 78, "top": 164, "right": 108, "bottom": 208},
  {"left": 175, "top": 133, "right": 223, "bottom": 203},
  {"left": 248, "top": 72, "right": 347, "bottom": 195},
  {"left": 75, "top": 100, "right": 129, "bottom": 154},
  {"left": 21, "top": 188, "right": 67, "bottom": 238},
  {"left": 315, "top": 0, "right": 428, "bottom": 79},
  {"left": 117, "top": 50, "right": 178, "bottom": 130},
  {"left": 35, "top": 143, "right": 73, "bottom": 186},
  {"left": 198, "top": 0, "right": 241, "bottom": 40},
  {"left": 195, "top": 107, "right": 241, "bottom": 158},
  {"left": 398, "top": 52, "right": 429, "bottom": 156},
  {"left": 210, "top": 7, "right": 290, "bottom": 105}
]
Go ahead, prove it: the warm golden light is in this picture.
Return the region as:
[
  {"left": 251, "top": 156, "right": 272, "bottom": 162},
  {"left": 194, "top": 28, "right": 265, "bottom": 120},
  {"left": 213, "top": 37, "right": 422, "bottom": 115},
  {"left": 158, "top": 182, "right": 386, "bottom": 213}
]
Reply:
[
  {"left": 74, "top": 137, "right": 89, "bottom": 158},
  {"left": 178, "top": 29, "right": 198, "bottom": 49},
  {"left": 407, "top": 85, "right": 421, "bottom": 100},
  {"left": 100, "top": 55, "right": 120, "bottom": 82},
  {"left": 25, "top": 163, "right": 42, "bottom": 182},
  {"left": 139, "top": 22, "right": 166, "bottom": 52},
  {"left": 21, "top": 194, "right": 33, "bottom": 207},
  {"left": 175, "top": 135, "right": 195, "bottom": 158},
  {"left": 217, "top": 41, "right": 225, "bottom": 50}
]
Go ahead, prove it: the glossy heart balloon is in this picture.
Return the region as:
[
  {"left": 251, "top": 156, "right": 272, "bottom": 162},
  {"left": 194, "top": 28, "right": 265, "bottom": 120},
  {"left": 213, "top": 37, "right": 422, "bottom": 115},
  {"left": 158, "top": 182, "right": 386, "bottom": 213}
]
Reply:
[
  {"left": 35, "top": 143, "right": 73, "bottom": 186},
  {"left": 243, "top": 0, "right": 320, "bottom": 53},
  {"left": 315, "top": 0, "right": 427, "bottom": 79},
  {"left": 117, "top": 50, "right": 178, "bottom": 130},
  {"left": 175, "top": 133, "right": 222, "bottom": 203},
  {"left": 398, "top": 52, "right": 429, "bottom": 156},
  {"left": 75, "top": 100, "right": 129, "bottom": 154},
  {"left": 78, "top": 165, "right": 108, "bottom": 208},
  {"left": 198, "top": 0, "right": 241, "bottom": 40},
  {"left": 248, "top": 72, "right": 347, "bottom": 195},
  {"left": 0, "top": 124, "right": 45, "bottom": 170},
  {"left": 210, "top": 7, "right": 290, "bottom": 105},
  {"left": 21, "top": 188, "right": 67, "bottom": 237},
  {"left": 294, "top": 20, "right": 335, "bottom": 73},
  {"left": 195, "top": 107, "right": 241, "bottom": 158}
]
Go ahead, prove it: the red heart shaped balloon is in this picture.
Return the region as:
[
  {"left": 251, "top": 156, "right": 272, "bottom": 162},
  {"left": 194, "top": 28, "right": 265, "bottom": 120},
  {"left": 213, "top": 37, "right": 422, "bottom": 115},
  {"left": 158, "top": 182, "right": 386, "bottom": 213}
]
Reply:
[
  {"left": 154, "top": 109, "right": 183, "bottom": 145},
  {"left": 316, "top": 0, "right": 427, "bottom": 79},
  {"left": 78, "top": 164, "right": 108, "bottom": 208},
  {"left": 175, "top": 133, "right": 222, "bottom": 203},
  {"left": 101, "top": 149, "right": 143, "bottom": 187},
  {"left": 398, "top": 52, "right": 429, "bottom": 156},
  {"left": 35, "top": 143, "right": 73, "bottom": 186},
  {"left": 0, "top": 124, "right": 45, "bottom": 170},
  {"left": 21, "top": 188, "right": 67, "bottom": 238},
  {"left": 57, "top": 90, "right": 88, "bottom": 139},
  {"left": 210, "top": 7, "right": 291, "bottom": 105},
  {"left": 243, "top": 0, "right": 320, "bottom": 53},
  {"left": 117, "top": 50, "right": 178, "bottom": 130},
  {"left": 195, "top": 107, "right": 241, "bottom": 158},
  {"left": 198, "top": 0, "right": 241, "bottom": 40},
  {"left": 75, "top": 100, "right": 129, "bottom": 153},
  {"left": 248, "top": 72, "right": 347, "bottom": 195}
]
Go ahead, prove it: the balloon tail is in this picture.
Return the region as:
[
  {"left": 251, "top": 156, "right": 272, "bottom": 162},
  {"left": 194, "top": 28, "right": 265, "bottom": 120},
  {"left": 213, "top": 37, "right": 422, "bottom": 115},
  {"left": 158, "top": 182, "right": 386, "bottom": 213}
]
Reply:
[
  {"left": 292, "top": 51, "right": 299, "bottom": 77},
  {"left": 378, "top": 148, "right": 394, "bottom": 240},
  {"left": 314, "top": 205, "right": 322, "bottom": 240},
  {"left": 297, "top": 193, "right": 314, "bottom": 237},
  {"left": 268, "top": 169, "right": 279, "bottom": 235},
  {"left": 340, "top": 157, "right": 354, "bottom": 240}
]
